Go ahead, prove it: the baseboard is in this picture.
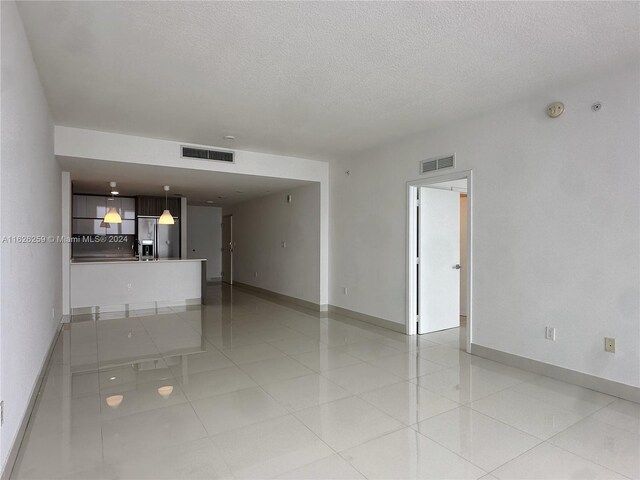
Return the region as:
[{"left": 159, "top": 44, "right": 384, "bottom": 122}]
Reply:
[
  {"left": 71, "top": 298, "right": 201, "bottom": 316},
  {"left": 328, "top": 305, "right": 406, "bottom": 334},
  {"left": 232, "top": 282, "right": 326, "bottom": 312},
  {"left": 470, "top": 343, "right": 640, "bottom": 403},
  {"left": 2, "top": 319, "right": 64, "bottom": 480}
]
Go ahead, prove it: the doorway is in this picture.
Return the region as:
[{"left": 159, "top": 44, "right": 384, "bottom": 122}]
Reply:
[
  {"left": 407, "top": 171, "right": 472, "bottom": 352},
  {"left": 221, "top": 214, "right": 233, "bottom": 285}
]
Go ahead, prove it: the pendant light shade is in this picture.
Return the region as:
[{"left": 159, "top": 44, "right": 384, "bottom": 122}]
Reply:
[
  {"left": 104, "top": 207, "right": 122, "bottom": 224},
  {"left": 103, "top": 181, "right": 122, "bottom": 224},
  {"left": 158, "top": 185, "right": 174, "bottom": 224},
  {"left": 159, "top": 209, "right": 174, "bottom": 225}
]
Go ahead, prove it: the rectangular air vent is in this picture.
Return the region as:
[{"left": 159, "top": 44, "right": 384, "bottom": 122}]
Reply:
[
  {"left": 420, "top": 154, "right": 455, "bottom": 175},
  {"left": 181, "top": 145, "right": 234, "bottom": 163}
]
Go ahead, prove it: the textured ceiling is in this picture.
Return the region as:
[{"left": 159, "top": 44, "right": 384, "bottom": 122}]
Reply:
[
  {"left": 17, "top": 1, "right": 640, "bottom": 160},
  {"left": 59, "top": 156, "right": 311, "bottom": 206}
]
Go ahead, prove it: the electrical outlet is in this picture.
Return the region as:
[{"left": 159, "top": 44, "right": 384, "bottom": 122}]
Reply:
[
  {"left": 604, "top": 337, "right": 616, "bottom": 353},
  {"left": 343, "top": 287, "right": 348, "bottom": 295},
  {"left": 127, "top": 283, "right": 133, "bottom": 291},
  {"left": 545, "top": 326, "right": 556, "bottom": 341},
  {"left": 281, "top": 241, "right": 287, "bottom": 248}
]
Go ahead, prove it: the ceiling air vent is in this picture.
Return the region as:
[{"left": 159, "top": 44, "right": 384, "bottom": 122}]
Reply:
[
  {"left": 181, "top": 145, "right": 234, "bottom": 163},
  {"left": 420, "top": 154, "right": 455, "bottom": 175}
]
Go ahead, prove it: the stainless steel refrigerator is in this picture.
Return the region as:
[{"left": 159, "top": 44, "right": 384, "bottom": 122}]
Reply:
[{"left": 137, "top": 216, "right": 180, "bottom": 259}]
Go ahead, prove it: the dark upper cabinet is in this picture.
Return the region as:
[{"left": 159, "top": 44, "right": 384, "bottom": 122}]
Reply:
[{"left": 137, "top": 196, "right": 181, "bottom": 217}]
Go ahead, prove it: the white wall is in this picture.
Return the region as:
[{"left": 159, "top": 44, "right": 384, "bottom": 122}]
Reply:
[
  {"left": 224, "top": 184, "right": 322, "bottom": 306},
  {"left": 187, "top": 205, "right": 222, "bottom": 279},
  {"left": 330, "top": 65, "right": 639, "bottom": 387},
  {"left": 55, "top": 126, "right": 330, "bottom": 305},
  {"left": 0, "top": 1, "right": 62, "bottom": 472}
]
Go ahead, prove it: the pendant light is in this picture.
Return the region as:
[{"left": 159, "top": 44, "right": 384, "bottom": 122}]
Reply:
[
  {"left": 103, "top": 181, "right": 122, "bottom": 224},
  {"left": 158, "top": 185, "right": 175, "bottom": 224}
]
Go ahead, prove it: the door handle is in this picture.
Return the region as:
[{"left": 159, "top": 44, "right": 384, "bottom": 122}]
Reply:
[{"left": 453, "top": 264, "right": 461, "bottom": 269}]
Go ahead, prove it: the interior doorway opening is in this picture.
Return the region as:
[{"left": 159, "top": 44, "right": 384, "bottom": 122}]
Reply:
[
  {"left": 221, "top": 214, "right": 233, "bottom": 285},
  {"left": 407, "top": 171, "right": 472, "bottom": 352}
]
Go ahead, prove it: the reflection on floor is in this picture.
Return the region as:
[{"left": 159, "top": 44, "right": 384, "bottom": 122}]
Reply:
[{"left": 11, "top": 285, "right": 639, "bottom": 479}]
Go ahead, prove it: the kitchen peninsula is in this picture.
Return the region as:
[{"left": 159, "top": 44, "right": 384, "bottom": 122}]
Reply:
[
  {"left": 70, "top": 258, "right": 205, "bottom": 314},
  {"left": 69, "top": 190, "right": 205, "bottom": 315}
]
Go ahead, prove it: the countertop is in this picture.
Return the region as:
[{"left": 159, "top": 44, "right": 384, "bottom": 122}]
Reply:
[{"left": 71, "top": 258, "right": 206, "bottom": 265}]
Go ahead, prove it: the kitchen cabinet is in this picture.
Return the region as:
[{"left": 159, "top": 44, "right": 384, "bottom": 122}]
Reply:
[
  {"left": 73, "top": 195, "right": 87, "bottom": 218},
  {"left": 121, "top": 197, "right": 136, "bottom": 219},
  {"left": 73, "top": 219, "right": 106, "bottom": 235},
  {"left": 73, "top": 195, "right": 136, "bottom": 219},
  {"left": 86, "top": 196, "right": 108, "bottom": 218},
  {"left": 137, "top": 196, "right": 180, "bottom": 217},
  {"left": 113, "top": 220, "right": 135, "bottom": 234}
]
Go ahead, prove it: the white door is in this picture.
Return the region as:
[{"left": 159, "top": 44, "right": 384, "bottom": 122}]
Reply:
[
  {"left": 221, "top": 215, "right": 233, "bottom": 284},
  {"left": 418, "top": 187, "right": 460, "bottom": 334}
]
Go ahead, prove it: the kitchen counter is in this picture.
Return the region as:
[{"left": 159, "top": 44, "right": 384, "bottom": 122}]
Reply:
[
  {"left": 71, "top": 257, "right": 204, "bottom": 265},
  {"left": 70, "top": 259, "right": 206, "bottom": 313}
]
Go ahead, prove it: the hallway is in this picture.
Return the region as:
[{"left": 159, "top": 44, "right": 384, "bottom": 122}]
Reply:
[{"left": 11, "top": 286, "right": 638, "bottom": 479}]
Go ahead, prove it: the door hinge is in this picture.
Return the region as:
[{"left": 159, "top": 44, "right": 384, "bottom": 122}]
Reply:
[
  {"left": 416, "top": 200, "right": 420, "bottom": 207},
  {"left": 415, "top": 257, "right": 420, "bottom": 264}
]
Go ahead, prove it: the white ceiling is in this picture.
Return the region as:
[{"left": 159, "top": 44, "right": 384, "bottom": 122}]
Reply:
[
  {"left": 18, "top": 1, "right": 639, "bottom": 160},
  {"left": 59, "top": 156, "right": 312, "bottom": 206}
]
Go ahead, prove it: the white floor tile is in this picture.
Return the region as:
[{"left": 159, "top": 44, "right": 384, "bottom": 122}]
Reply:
[
  {"left": 222, "top": 342, "right": 285, "bottom": 365},
  {"left": 591, "top": 398, "right": 640, "bottom": 435},
  {"left": 291, "top": 347, "right": 362, "bottom": 373},
  {"left": 294, "top": 396, "right": 403, "bottom": 451},
  {"left": 262, "top": 373, "right": 351, "bottom": 411},
  {"left": 211, "top": 415, "right": 333, "bottom": 479},
  {"left": 368, "top": 352, "right": 446, "bottom": 380},
  {"left": 549, "top": 416, "right": 640, "bottom": 479},
  {"left": 510, "top": 376, "right": 616, "bottom": 416},
  {"left": 269, "top": 336, "right": 322, "bottom": 355},
  {"left": 341, "top": 340, "right": 403, "bottom": 362},
  {"left": 191, "top": 386, "right": 287, "bottom": 435},
  {"left": 360, "top": 381, "right": 459, "bottom": 425},
  {"left": 413, "top": 363, "right": 525, "bottom": 404},
  {"left": 470, "top": 389, "right": 584, "bottom": 439},
  {"left": 105, "top": 437, "right": 233, "bottom": 479},
  {"left": 340, "top": 428, "right": 486, "bottom": 479},
  {"left": 101, "top": 403, "right": 208, "bottom": 464},
  {"left": 322, "top": 363, "right": 403, "bottom": 395},
  {"left": 175, "top": 365, "right": 257, "bottom": 401},
  {"left": 415, "top": 406, "right": 541, "bottom": 471},
  {"left": 167, "top": 350, "right": 234, "bottom": 377},
  {"left": 278, "top": 454, "right": 365, "bottom": 479},
  {"left": 239, "top": 356, "right": 313, "bottom": 385},
  {"left": 492, "top": 442, "right": 627, "bottom": 479}
]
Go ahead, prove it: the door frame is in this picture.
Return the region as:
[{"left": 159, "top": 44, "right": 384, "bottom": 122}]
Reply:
[
  {"left": 222, "top": 214, "right": 233, "bottom": 285},
  {"left": 406, "top": 169, "right": 473, "bottom": 353}
]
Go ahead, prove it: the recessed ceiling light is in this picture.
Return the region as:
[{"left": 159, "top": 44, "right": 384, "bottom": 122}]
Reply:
[
  {"left": 223, "top": 135, "right": 235, "bottom": 141},
  {"left": 110, "top": 190, "right": 119, "bottom": 195},
  {"left": 206, "top": 200, "right": 214, "bottom": 204},
  {"left": 109, "top": 376, "right": 116, "bottom": 381}
]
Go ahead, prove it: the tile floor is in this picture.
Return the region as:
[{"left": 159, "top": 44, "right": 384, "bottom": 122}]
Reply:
[{"left": 10, "top": 285, "right": 640, "bottom": 479}]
